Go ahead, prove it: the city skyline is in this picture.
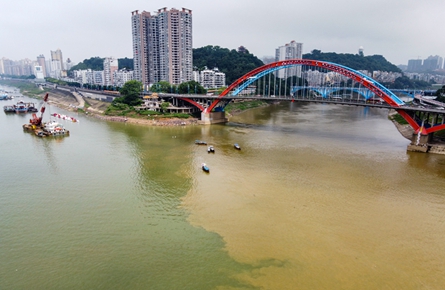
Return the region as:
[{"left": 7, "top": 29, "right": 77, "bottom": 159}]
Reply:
[{"left": 1, "top": 0, "right": 445, "bottom": 66}]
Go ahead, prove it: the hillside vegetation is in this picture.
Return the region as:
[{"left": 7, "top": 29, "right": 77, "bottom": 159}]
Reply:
[
  {"left": 303, "top": 49, "right": 401, "bottom": 72},
  {"left": 69, "top": 57, "right": 133, "bottom": 72},
  {"left": 193, "top": 45, "right": 264, "bottom": 84}
]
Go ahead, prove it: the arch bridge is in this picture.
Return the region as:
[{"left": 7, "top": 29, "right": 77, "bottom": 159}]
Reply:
[{"left": 169, "top": 60, "right": 445, "bottom": 151}]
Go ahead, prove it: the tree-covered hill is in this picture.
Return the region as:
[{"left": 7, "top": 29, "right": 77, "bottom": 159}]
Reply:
[
  {"left": 193, "top": 45, "right": 264, "bottom": 84},
  {"left": 69, "top": 57, "right": 133, "bottom": 73},
  {"left": 303, "top": 49, "right": 401, "bottom": 73}
]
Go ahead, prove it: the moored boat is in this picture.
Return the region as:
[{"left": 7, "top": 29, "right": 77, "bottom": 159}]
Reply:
[
  {"left": 0, "top": 93, "right": 11, "bottom": 100},
  {"left": 208, "top": 145, "right": 215, "bottom": 153},
  {"left": 3, "top": 101, "right": 37, "bottom": 113},
  {"left": 3, "top": 105, "right": 16, "bottom": 113},
  {"left": 202, "top": 163, "right": 210, "bottom": 173},
  {"left": 15, "top": 100, "right": 28, "bottom": 113},
  {"left": 195, "top": 140, "right": 207, "bottom": 145}
]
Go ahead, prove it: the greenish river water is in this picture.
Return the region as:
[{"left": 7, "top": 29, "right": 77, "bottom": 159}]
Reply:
[{"left": 1, "top": 88, "right": 445, "bottom": 289}]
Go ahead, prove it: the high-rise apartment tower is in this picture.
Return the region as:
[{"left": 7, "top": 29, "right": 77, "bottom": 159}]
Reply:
[
  {"left": 131, "top": 7, "right": 193, "bottom": 88},
  {"left": 36, "top": 55, "right": 47, "bottom": 77},
  {"left": 275, "top": 41, "right": 303, "bottom": 79},
  {"left": 50, "top": 49, "right": 64, "bottom": 71}
]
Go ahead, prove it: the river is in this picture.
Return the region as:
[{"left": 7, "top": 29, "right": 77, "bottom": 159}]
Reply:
[{"left": 1, "top": 87, "right": 445, "bottom": 289}]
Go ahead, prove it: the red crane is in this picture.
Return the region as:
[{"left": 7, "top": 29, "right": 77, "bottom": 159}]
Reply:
[{"left": 29, "top": 93, "right": 49, "bottom": 127}]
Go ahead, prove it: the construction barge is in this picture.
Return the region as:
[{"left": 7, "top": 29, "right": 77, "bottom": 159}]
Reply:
[{"left": 22, "top": 93, "right": 70, "bottom": 137}]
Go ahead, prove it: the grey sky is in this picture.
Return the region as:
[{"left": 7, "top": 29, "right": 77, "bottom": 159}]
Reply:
[{"left": 1, "top": 0, "right": 443, "bottom": 66}]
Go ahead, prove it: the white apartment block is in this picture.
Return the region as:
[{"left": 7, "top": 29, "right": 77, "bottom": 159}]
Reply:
[
  {"left": 47, "top": 60, "right": 62, "bottom": 79},
  {"left": 34, "top": 66, "right": 45, "bottom": 80},
  {"left": 275, "top": 40, "right": 303, "bottom": 79},
  {"left": 197, "top": 67, "right": 226, "bottom": 89},
  {"left": 113, "top": 69, "right": 134, "bottom": 87},
  {"left": 92, "top": 71, "right": 104, "bottom": 85},
  {"left": 103, "top": 57, "right": 118, "bottom": 86},
  {"left": 192, "top": 70, "right": 200, "bottom": 83}
]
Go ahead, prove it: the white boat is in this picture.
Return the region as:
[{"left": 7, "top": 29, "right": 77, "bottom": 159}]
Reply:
[{"left": 43, "top": 120, "right": 69, "bottom": 136}]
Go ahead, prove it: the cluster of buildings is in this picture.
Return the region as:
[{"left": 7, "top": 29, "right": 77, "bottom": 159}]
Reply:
[
  {"left": 2, "top": 6, "right": 444, "bottom": 91},
  {"left": 302, "top": 69, "right": 403, "bottom": 87},
  {"left": 0, "top": 49, "right": 74, "bottom": 80},
  {"left": 69, "top": 57, "right": 134, "bottom": 88},
  {"left": 406, "top": 55, "right": 444, "bottom": 72}
]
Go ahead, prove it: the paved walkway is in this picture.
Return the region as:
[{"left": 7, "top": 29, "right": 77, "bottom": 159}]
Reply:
[{"left": 72, "top": 92, "right": 85, "bottom": 108}]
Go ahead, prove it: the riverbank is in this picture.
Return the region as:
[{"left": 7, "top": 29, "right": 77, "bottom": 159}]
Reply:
[{"left": 44, "top": 89, "right": 201, "bottom": 126}]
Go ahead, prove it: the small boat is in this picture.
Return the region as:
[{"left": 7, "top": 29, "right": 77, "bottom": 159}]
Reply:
[
  {"left": 3, "top": 105, "right": 16, "bottom": 113},
  {"left": 27, "top": 103, "right": 38, "bottom": 112},
  {"left": 234, "top": 143, "right": 241, "bottom": 150},
  {"left": 15, "top": 100, "right": 28, "bottom": 113},
  {"left": 3, "top": 101, "right": 38, "bottom": 113},
  {"left": 208, "top": 145, "right": 215, "bottom": 153},
  {"left": 0, "top": 93, "right": 11, "bottom": 100},
  {"left": 43, "top": 120, "right": 69, "bottom": 136},
  {"left": 195, "top": 140, "right": 207, "bottom": 145},
  {"left": 202, "top": 163, "right": 210, "bottom": 173}
]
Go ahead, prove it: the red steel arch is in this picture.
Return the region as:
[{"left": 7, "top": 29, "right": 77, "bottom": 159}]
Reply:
[{"left": 204, "top": 59, "right": 427, "bottom": 133}]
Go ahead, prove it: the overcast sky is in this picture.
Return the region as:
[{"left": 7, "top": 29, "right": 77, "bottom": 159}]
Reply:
[{"left": 1, "top": 0, "right": 444, "bottom": 66}]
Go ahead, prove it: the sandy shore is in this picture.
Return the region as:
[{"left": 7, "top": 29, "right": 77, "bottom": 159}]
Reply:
[{"left": 46, "top": 89, "right": 200, "bottom": 126}]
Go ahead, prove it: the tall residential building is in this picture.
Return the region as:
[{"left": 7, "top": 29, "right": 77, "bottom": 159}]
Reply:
[
  {"left": 36, "top": 55, "right": 47, "bottom": 77},
  {"left": 50, "top": 49, "right": 64, "bottom": 70},
  {"left": 103, "top": 57, "right": 118, "bottom": 86},
  {"left": 0, "top": 58, "right": 8, "bottom": 74},
  {"left": 275, "top": 41, "right": 303, "bottom": 79},
  {"left": 407, "top": 59, "right": 422, "bottom": 72},
  {"left": 423, "top": 55, "right": 443, "bottom": 71},
  {"left": 131, "top": 7, "right": 193, "bottom": 88}
]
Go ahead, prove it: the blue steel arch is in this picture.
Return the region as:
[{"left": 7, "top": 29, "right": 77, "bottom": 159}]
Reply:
[{"left": 219, "top": 61, "right": 404, "bottom": 107}]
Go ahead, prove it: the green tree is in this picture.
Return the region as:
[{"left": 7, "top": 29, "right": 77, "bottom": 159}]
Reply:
[
  {"left": 160, "top": 102, "right": 169, "bottom": 112},
  {"left": 152, "top": 81, "right": 177, "bottom": 93},
  {"left": 178, "top": 80, "right": 206, "bottom": 94},
  {"left": 118, "top": 57, "right": 133, "bottom": 70},
  {"left": 69, "top": 57, "right": 104, "bottom": 72},
  {"left": 193, "top": 45, "right": 264, "bottom": 84},
  {"left": 436, "top": 86, "right": 445, "bottom": 102},
  {"left": 118, "top": 80, "right": 142, "bottom": 106},
  {"left": 303, "top": 50, "right": 401, "bottom": 73}
]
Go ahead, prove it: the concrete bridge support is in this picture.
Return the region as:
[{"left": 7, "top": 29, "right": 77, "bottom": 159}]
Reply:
[
  {"left": 407, "top": 133, "right": 434, "bottom": 153},
  {"left": 201, "top": 111, "right": 228, "bottom": 124}
]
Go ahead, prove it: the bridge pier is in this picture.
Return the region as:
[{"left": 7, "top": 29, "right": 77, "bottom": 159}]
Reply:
[
  {"left": 407, "top": 133, "right": 434, "bottom": 153},
  {"left": 201, "top": 111, "right": 228, "bottom": 124}
]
